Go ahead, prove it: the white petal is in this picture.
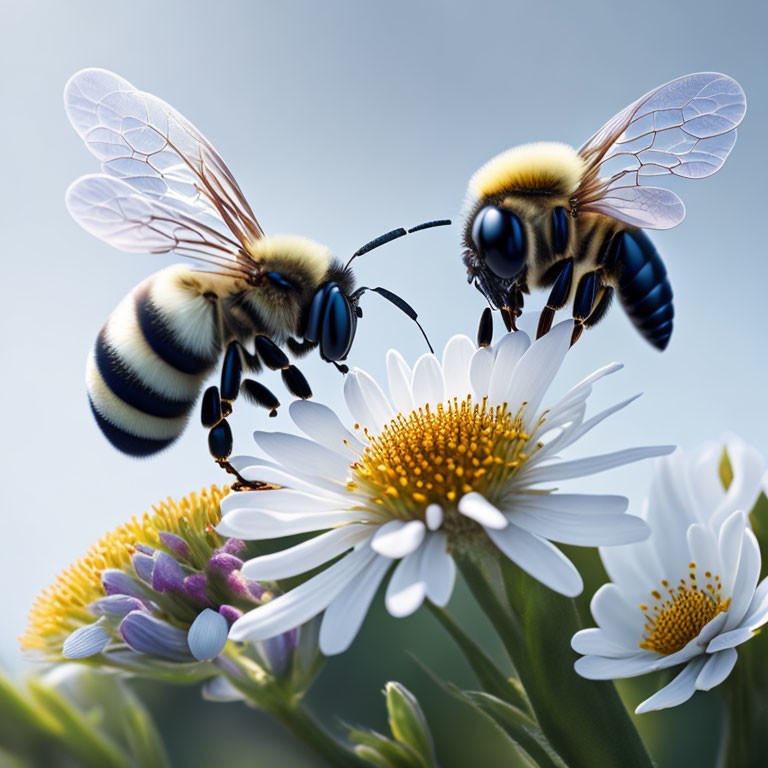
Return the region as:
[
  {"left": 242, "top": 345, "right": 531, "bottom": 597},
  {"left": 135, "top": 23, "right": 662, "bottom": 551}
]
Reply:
[
  {"left": 590, "top": 583, "right": 642, "bottom": 648},
  {"left": 635, "top": 658, "right": 706, "bottom": 714},
  {"left": 289, "top": 400, "right": 364, "bottom": 457},
  {"left": 487, "top": 331, "right": 529, "bottom": 405},
  {"left": 319, "top": 555, "right": 392, "bottom": 655},
  {"left": 508, "top": 505, "right": 649, "bottom": 547},
  {"left": 241, "top": 524, "right": 373, "bottom": 580},
  {"left": 371, "top": 520, "right": 426, "bottom": 559},
  {"left": 344, "top": 372, "right": 376, "bottom": 430},
  {"left": 719, "top": 510, "right": 747, "bottom": 594},
  {"left": 458, "top": 493, "right": 508, "bottom": 530},
  {"left": 504, "top": 320, "right": 572, "bottom": 426},
  {"left": 724, "top": 527, "right": 761, "bottom": 630},
  {"left": 487, "top": 522, "right": 582, "bottom": 596},
  {"left": 385, "top": 549, "right": 427, "bottom": 617},
  {"left": 549, "top": 362, "right": 623, "bottom": 413},
  {"left": 522, "top": 445, "right": 676, "bottom": 484},
  {"left": 217, "top": 508, "right": 372, "bottom": 539},
  {"left": 711, "top": 437, "right": 766, "bottom": 529},
  {"left": 229, "top": 545, "right": 376, "bottom": 641},
  {"left": 386, "top": 349, "right": 415, "bottom": 413},
  {"left": 238, "top": 463, "right": 345, "bottom": 497},
  {"left": 442, "top": 335, "right": 476, "bottom": 400},
  {"left": 469, "top": 347, "right": 495, "bottom": 399},
  {"left": 571, "top": 628, "right": 636, "bottom": 657},
  {"left": 707, "top": 627, "right": 755, "bottom": 653},
  {"left": 202, "top": 676, "right": 245, "bottom": 703},
  {"left": 421, "top": 532, "right": 456, "bottom": 607},
  {"left": 686, "top": 524, "right": 721, "bottom": 576},
  {"left": 511, "top": 493, "right": 628, "bottom": 515},
  {"left": 355, "top": 368, "right": 395, "bottom": 430},
  {"left": 557, "top": 395, "right": 642, "bottom": 451},
  {"left": 696, "top": 648, "right": 738, "bottom": 691},
  {"left": 221, "top": 488, "right": 341, "bottom": 516},
  {"left": 411, "top": 354, "right": 445, "bottom": 407},
  {"left": 743, "top": 577, "right": 768, "bottom": 629},
  {"left": 253, "top": 431, "right": 350, "bottom": 480},
  {"left": 574, "top": 653, "right": 660, "bottom": 680},
  {"left": 426, "top": 504, "right": 443, "bottom": 531}
]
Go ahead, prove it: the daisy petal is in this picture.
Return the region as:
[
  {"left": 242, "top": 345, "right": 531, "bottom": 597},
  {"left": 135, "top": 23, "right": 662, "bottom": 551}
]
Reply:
[
  {"left": 386, "top": 349, "right": 415, "bottom": 413},
  {"left": 344, "top": 372, "right": 376, "bottom": 430},
  {"left": 707, "top": 627, "right": 755, "bottom": 653},
  {"left": 486, "top": 523, "right": 582, "bottom": 596},
  {"left": 458, "top": 493, "right": 508, "bottom": 530},
  {"left": 355, "top": 369, "right": 395, "bottom": 429},
  {"left": 719, "top": 510, "right": 747, "bottom": 593},
  {"left": 289, "top": 400, "right": 364, "bottom": 456},
  {"left": 571, "top": 628, "right": 636, "bottom": 657},
  {"left": 371, "top": 520, "right": 426, "bottom": 559},
  {"left": 241, "top": 524, "right": 372, "bottom": 580},
  {"left": 426, "top": 504, "right": 443, "bottom": 531},
  {"left": 385, "top": 549, "right": 427, "bottom": 617},
  {"left": 319, "top": 555, "right": 392, "bottom": 655},
  {"left": 724, "top": 528, "right": 761, "bottom": 630},
  {"left": 230, "top": 545, "right": 377, "bottom": 642},
  {"left": 695, "top": 648, "right": 738, "bottom": 691},
  {"left": 469, "top": 347, "right": 494, "bottom": 399},
  {"left": 442, "top": 335, "right": 476, "bottom": 400},
  {"left": 743, "top": 578, "right": 768, "bottom": 629},
  {"left": 590, "top": 583, "right": 642, "bottom": 648},
  {"left": 217, "top": 508, "right": 371, "bottom": 539},
  {"left": 635, "top": 657, "right": 706, "bottom": 714},
  {"left": 575, "top": 653, "right": 659, "bottom": 680},
  {"left": 421, "top": 532, "right": 456, "bottom": 607},
  {"left": 487, "top": 331, "right": 529, "bottom": 404},
  {"left": 411, "top": 354, "right": 445, "bottom": 407},
  {"left": 253, "top": 431, "right": 350, "bottom": 479},
  {"left": 221, "top": 488, "right": 340, "bottom": 516}
]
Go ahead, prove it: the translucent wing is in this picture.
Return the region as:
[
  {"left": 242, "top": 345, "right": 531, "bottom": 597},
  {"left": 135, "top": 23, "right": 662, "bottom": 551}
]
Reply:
[
  {"left": 576, "top": 73, "right": 746, "bottom": 230},
  {"left": 67, "top": 174, "right": 254, "bottom": 279},
  {"left": 64, "top": 68, "right": 263, "bottom": 255}
]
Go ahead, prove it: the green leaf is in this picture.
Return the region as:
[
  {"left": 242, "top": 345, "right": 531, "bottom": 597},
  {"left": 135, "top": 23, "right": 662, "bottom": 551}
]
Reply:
[
  {"left": 348, "top": 728, "right": 424, "bottom": 768},
  {"left": 720, "top": 446, "right": 734, "bottom": 490},
  {"left": 425, "top": 602, "right": 530, "bottom": 712},
  {"left": 385, "top": 683, "right": 435, "bottom": 767}
]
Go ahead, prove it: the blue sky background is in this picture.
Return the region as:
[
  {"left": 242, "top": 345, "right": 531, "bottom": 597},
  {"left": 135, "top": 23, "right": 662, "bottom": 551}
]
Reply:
[{"left": 1, "top": 2, "right": 766, "bottom": 763}]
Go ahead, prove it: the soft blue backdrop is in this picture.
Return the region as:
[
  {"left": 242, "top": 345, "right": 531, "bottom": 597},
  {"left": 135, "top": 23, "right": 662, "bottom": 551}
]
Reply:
[{"left": 1, "top": 1, "right": 765, "bottom": 765}]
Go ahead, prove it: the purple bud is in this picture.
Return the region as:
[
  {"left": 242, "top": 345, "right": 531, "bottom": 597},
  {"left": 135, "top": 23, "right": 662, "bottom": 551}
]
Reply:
[
  {"left": 225, "top": 570, "right": 252, "bottom": 599},
  {"left": 256, "top": 631, "right": 297, "bottom": 677},
  {"left": 151, "top": 551, "right": 184, "bottom": 593},
  {"left": 102, "top": 569, "right": 144, "bottom": 598},
  {"left": 217, "top": 538, "right": 245, "bottom": 556},
  {"left": 89, "top": 595, "right": 146, "bottom": 618},
  {"left": 132, "top": 552, "right": 155, "bottom": 584},
  {"left": 134, "top": 543, "right": 154, "bottom": 556},
  {"left": 183, "top": 574, "right": 211, "bottom": 606},
  {"left": 219, "top": 604, "right": 243, "bottom": 623},
  {"left": 159, "top": 531, "right": 190, "bottom": 561},
  {"left": 207, "top": 553, "right": 243, "bottom": 577},
  {"left": 120, "top": 611, "right": 194, "bottom": 661},
  {"left": 62, "top": 623, "right": 111, "bottom": 659},
  {"left": 248, "top": 581, "right": 267, "bottom": 601}
]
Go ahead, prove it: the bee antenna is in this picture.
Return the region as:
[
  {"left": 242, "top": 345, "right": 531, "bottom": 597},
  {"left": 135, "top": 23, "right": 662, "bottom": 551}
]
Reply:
[
  {"left": 351, "top": 286, "right": 434, "bottom": 354},
  {"left": 345, "top": 219, "right": 451, "bottom": 270}
]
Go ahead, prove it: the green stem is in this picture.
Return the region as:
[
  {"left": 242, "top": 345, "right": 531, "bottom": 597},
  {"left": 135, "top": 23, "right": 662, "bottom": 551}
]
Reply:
[
  {"left": 220, "top": 649, "right": 368, "bottom": 768},
  {"left": 457, "top": 551, "right": 653, "bottom": 768}
]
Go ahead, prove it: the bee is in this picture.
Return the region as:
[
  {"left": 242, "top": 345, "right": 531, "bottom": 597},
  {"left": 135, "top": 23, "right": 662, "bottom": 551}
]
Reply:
[
  {"left": 462, "top": 72, "right": 746, "bottom": 349},
  {"left": 65, "top": 68, "right": 448, "bottom": 487}
]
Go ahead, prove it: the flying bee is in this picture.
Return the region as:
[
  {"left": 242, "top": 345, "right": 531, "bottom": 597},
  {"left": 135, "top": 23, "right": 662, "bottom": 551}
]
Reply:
[
  {"left": 462, "top": 72, "right": 746, "bottom": 349},
  {"left": 65, "top": 68, "right": 449, "bottom": 487}
]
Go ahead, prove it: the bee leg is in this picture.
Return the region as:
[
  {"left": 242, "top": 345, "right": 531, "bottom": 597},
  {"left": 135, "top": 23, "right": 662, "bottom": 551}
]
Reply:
[
  {"left": 571, "top": 270, "right": 601, "bottom": 346},
  {"left": 584, "top": 286, "right": 614, "bottom": 328},
  {"left": 500, "top": 284, "right": 524, "bottom": 333},
  {"left": 286, "top": 337, "right": 318, "bottom": 360},
  {"left": 477, "top": 307, "right": 493, "bottom": 347},
  {"left": 202, "top": 343, "right": 276, "bottom": 491},
  {"left": 253, "top": 335, "right": 313, "bottom": 400},
  {"left": 537, "top": 259, "right": 574, "bottom": 339}
]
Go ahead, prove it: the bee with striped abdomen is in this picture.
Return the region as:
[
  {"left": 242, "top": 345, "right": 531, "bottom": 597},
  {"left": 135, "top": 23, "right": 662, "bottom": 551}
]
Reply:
[
  {"left": 462, "top": 73, "right": 746, "bottom": 349},
  {"left": 65, "top": 68, "right": 447, "bottom": 487}
]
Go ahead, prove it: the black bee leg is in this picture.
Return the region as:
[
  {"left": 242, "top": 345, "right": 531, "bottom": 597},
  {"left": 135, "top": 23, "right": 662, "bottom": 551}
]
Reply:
[
  {"left": 202, "top": 343, "right": 276, "bottom": 492},
  {"left": 253, "top": 335, "right": 313, "bottom": 400},
  {"left": 571, "top": 270, "right": 601, "bottom": 346},
  {"left": 477, "top": 307, "right": 493, "bottom": 347},
  {"left": 500, "top": 284, "right": 525, "bottom": 333},
  {"left": 537, "top": 259, "right": 574, "bottom": 339},
  {"left": 584, "top": 285, "right": 614, "bottom": 329},
  {"left": 286, "top": 337, "right": 319, "bottom": 360}
]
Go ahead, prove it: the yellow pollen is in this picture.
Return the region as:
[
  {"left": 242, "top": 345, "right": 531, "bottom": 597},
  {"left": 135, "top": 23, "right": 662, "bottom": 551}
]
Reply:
[
  {"left": 20, "top": 486, "right": 228, "bottom": 656},
  {"left": 350, "top": 396, "right": 537, "bottom": 521},
  {"left": 639, "top": 565, "right": 730, "bottom": 655}
]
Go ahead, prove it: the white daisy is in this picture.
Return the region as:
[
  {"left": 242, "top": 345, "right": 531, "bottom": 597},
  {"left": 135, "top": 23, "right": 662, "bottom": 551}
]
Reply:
[
  {"left": 218, "top": 320, "right": 672, "bottom": 655},
  {"left": 573, "top": 440, "right": 768, "bottom": 713}
]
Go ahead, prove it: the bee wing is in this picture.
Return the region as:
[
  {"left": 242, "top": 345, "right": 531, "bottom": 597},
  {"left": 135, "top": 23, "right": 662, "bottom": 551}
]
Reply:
[
  {"left": 67, "top": 174, "right": 255, "bottom": 278},
  {"left": 576, "top": 73, "right": 746, "bottom": 229},
  {"left": 64, "top": 68, "right": 264, "bottom": 247}
]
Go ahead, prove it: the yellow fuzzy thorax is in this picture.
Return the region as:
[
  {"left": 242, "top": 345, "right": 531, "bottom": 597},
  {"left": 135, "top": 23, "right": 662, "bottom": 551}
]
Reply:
[
  {"left": 20, "top": 486, "right": 228, "bottom": 654},
  {"left": 469, "top": 142, "right": 585, "bottom": 200},
  {"left": 246, "top": 235, "right": 332, "bottom": 288}
]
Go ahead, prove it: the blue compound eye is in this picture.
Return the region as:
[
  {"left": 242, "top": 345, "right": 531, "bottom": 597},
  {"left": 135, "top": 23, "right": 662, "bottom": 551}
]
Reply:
[
  {"left": 266, "top": 272, "right": 294, "bottom": 289},
  {"left": 320, "top": 285, "right": 354, "bottom": 361},
  {"left": 471, "top": 206, "right": 527, "bottom": 279}
]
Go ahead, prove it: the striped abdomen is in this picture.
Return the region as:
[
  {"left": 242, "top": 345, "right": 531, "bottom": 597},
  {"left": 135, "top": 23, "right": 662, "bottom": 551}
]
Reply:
[
  {"left": 608, "top": 229, "right": 674, "bottom": 351},
  {"left": 87, "top": 265, "right": 223, "bottom": 456}
]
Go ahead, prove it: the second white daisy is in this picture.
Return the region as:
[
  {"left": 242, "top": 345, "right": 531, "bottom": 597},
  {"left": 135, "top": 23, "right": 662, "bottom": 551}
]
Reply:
[{"left": 219, "top": 321, "right": 672, "bottom": 655}]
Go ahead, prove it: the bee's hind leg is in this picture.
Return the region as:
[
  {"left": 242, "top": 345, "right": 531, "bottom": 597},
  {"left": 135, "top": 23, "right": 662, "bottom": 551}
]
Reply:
[
  {"left": 571, "top": 269, "right": 610, "bottom": 346},
  {"left": 537, "top": 258, "right": 574, "bottom": 339},
  {"left": 477, "top": 307, "right": 494, "bottom": 347}
]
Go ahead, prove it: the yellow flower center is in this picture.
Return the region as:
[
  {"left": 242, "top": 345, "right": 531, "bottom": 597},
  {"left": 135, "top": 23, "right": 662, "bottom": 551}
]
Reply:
[
  {"left": 348, "top": 396, "right": 538, "bottom": 522},
  {"left": 639, "top": 563, "right": 731, "bottom": 655},
  {"left": 21, "top": 486, "right": 228, "bottom": 656}
]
